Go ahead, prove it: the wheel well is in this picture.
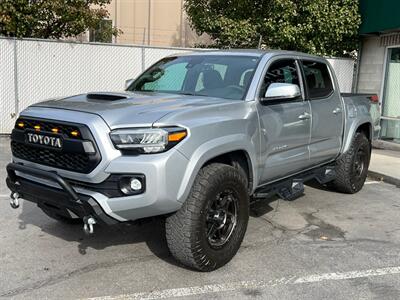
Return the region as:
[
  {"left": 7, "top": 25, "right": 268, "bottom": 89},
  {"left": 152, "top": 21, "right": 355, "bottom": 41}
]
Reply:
[
  {"left": 204, "top": 150, "right": 253, "bottom": 192},
  {"left": 356, "top": 123, "right": 372, "bottom": 142}
]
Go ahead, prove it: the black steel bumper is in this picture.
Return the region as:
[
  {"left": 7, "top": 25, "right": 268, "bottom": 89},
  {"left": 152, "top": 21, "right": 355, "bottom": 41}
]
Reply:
[{"left": 6, "top": 163, "right": 118, "bottom": 225}]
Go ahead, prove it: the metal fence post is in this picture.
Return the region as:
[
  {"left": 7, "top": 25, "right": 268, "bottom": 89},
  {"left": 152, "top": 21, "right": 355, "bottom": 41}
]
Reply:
[
  {"left": 12, "top": 38, "right": 19, "bottom": 119},
  {"left": 141, "top": 47, "right": 146, "bottom": 72}
]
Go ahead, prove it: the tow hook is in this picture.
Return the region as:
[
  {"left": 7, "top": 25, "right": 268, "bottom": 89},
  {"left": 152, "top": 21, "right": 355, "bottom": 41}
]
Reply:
[
  {"left": 10, "top": 192, "right": 20, "bottom": 209},
  {"left": 83, "top": 216, "right": 97, "bottom": 235}
]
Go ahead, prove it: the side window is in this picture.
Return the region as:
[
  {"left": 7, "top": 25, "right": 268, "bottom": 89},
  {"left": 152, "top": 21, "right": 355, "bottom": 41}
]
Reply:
[
  {"left": 302, "top": 60, "right": 334, "bottom": 99},
  {"left": 260, "top": 59, "right": 300, "bottom": 97}
]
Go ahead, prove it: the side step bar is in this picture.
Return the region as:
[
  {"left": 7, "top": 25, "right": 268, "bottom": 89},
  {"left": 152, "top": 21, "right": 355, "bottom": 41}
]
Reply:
[{"left": 253, "top": 165, "right": 336, "bottom": 202}]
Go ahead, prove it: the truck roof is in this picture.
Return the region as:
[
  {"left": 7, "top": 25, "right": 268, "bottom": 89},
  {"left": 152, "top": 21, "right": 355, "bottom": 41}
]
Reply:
[{"left": 172, "top": 49, "right": 324, "bottom": 60}]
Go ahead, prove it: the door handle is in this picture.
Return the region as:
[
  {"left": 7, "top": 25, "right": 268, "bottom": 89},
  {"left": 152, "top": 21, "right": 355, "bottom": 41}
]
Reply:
[
  {"left": 333, "top": 107, "right": 342, "bottom": 114},
  {"left": 298, "top": 112, "right": 311, "bottom": 120}
]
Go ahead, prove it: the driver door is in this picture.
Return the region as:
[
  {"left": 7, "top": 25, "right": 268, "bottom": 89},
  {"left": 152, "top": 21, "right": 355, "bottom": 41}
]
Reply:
[{"left": 257, "top": 58, "right": 311, "bottom": 183}]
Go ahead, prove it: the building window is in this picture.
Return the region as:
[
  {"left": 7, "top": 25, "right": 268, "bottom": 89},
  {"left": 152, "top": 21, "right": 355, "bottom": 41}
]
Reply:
[
  {"left": 381, "top": 47, "right": 400, "bottom": 143},
  {"left": 89, "top": 20, "right": 113, "bottom": 43}
]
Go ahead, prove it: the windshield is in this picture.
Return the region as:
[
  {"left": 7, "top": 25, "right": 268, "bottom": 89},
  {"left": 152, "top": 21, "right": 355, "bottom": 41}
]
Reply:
[{"left": 127, "top": 55, "right": 260, "bottom": 100}]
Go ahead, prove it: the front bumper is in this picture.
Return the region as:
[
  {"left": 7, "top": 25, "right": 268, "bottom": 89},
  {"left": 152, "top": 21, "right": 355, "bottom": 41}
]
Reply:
[
  {"left": 6, "top": 163, "right": 118, "bottom": 225},
  {"left": 7, "top": 145, "right": 189, "bottom": 222}
]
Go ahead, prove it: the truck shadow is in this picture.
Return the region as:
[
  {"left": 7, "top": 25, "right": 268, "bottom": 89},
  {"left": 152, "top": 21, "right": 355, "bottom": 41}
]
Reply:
[
  {"left": 249, "top": 196, "right": 278, "bottom": 217},
  {"left": 16, "top": 186, "right": 321, "bottom": 270},
  {"left": 304, "top": 179, "right": 332, "bottom": 192},
  {"left": 248, "top": 179, "right": 331, "bottom": 218},
  {"left": 17, "top": 200, "right": 183, "bottom": 268}
]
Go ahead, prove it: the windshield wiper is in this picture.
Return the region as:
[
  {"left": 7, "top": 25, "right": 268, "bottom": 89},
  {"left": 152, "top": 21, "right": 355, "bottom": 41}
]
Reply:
[{"left": 177, "top": 92, "right": 197, "bottom": 96}]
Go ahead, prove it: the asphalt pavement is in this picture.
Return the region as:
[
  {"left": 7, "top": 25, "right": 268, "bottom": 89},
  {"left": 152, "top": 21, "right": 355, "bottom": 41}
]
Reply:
[{"left": 1, "top": 136, "right": 400, "bottom": 300}]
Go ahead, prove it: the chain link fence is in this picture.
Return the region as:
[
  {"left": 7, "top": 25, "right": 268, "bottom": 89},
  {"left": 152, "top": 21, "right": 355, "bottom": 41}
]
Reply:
[
  {"left": 326, "top": 57, "right": 355, "bottom": 93},
  {"left": 0, "top": 37, "right": 355, "bottom": 134}
]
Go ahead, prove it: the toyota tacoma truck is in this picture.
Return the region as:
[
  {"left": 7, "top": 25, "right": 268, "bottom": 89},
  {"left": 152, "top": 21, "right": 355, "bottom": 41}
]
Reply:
[{"left": 6, "top": 50, "right": 380, "bottom": 271}]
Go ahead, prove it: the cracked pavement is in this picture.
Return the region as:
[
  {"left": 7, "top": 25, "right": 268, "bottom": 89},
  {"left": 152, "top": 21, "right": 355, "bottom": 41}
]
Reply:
[{"left": 1, "top": 136, "right": 400, "bottom": 299}]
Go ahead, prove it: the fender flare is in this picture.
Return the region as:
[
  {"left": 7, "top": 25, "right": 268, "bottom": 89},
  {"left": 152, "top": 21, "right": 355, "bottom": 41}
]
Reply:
[
  {"left": 341, "top": 117, "right": 372, "bottom": 155},
  {"left": 176, "top": 134, "right": 258, "bottom": 203}
]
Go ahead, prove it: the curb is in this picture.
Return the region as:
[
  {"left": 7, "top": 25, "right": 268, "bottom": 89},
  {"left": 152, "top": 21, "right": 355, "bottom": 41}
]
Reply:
[
  {"left": 372, "top": 140, "right": 400, "bottom": 152},
  {"left": 368, "top": 170, "right": 400, "bottom": 187}
]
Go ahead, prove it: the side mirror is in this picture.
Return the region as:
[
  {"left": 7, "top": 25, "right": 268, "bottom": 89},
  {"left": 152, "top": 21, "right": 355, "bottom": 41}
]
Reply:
[
  {"left": 262, "top": 83, "right": 301, "bottom": 102},
  {"left": 125, "top": 78, "right": 134, "bottom": 90}
]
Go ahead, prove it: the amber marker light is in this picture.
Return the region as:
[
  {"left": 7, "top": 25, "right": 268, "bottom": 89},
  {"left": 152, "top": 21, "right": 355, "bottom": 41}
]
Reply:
[
  {"left": 34, "top": 125, "right": 40, "bottom": 131},
  {"left": 70, "top": 130, "right": 79, "bottom": 137},
  {"left": 17, "top": 122, "right": 24, "bottom": 128},
  {"left": 168, "top": 131, "right": 187, "bottom": 142},
  {"left": 51, "top": 128, "right": 59, "bottom": 133}
]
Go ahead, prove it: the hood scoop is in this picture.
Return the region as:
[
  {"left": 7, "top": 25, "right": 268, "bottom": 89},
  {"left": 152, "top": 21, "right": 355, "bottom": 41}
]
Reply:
[{"left": 86, "top": 92, "right": 129, "bottom": 101}]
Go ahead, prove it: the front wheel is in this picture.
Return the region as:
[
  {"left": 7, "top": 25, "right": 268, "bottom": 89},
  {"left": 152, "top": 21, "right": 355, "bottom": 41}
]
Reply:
[
  {"left": 330, "top": 132, "right": 371, "bottom": 194},
  {"left": 166, "top": 163, "right": 249, "bottom": 271}
]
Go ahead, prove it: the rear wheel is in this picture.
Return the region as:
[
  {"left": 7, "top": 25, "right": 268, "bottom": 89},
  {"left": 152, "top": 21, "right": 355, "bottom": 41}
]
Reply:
[
  {"left": 166, "top": 163, "right": 249, "bottom": 271},
  {"left": 330, "top": 132, "right": 371, "bottom": 194}
]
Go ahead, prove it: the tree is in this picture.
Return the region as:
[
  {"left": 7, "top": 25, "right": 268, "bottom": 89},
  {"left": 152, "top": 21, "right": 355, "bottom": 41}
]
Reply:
[
  {"left": 185, "top": 0, "right": 361, "bottom": 57},
  {"left": 0, "top": 0, "right": 120, "bottom": 40}
]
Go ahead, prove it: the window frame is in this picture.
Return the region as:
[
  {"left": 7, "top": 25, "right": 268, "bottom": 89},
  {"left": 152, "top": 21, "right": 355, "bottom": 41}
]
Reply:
[
  {"left": 256, "top": 57, "right": 306, "bottom": 104},
  {"left": 299, "top": 59, "right": 335, "bottom": 101}
]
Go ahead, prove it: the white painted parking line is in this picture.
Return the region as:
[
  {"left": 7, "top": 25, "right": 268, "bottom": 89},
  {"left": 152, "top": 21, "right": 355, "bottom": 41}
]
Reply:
[
  {"left": 293, "top": 267, "right": 400, "bottom": 283},
  {"left": 86, "top": 266, "right": 400, "bottom": 300}
]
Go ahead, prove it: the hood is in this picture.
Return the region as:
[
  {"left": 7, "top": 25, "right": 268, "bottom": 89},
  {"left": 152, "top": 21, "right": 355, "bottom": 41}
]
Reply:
[{"left": 32, "top": 91, "right": 233, "bottom": 129}]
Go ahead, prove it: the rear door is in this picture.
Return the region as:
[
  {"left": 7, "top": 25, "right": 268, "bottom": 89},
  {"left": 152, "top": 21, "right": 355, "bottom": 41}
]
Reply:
[
  {"left": 257, "top": 58, "right": 311, "bottom": 183},
  {"left": 301, "top": 60, "right": 344, "bottom": 165}
]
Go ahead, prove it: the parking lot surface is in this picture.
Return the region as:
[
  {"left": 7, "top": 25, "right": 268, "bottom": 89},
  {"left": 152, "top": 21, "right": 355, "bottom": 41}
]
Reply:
[{"left": 1, "top": 136, "right": 400, "bottom": 300}]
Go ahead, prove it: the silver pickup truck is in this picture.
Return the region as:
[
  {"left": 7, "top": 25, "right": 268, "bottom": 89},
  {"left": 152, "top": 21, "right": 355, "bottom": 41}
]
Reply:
[{"left": 6, "top": 50, "right": 380, "bottom": 271}]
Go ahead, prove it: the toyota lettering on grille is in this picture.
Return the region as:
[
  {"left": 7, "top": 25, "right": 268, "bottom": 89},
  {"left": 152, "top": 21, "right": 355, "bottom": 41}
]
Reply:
[{"left": 26, "top": 132, "right": 62, "bottom": 149}]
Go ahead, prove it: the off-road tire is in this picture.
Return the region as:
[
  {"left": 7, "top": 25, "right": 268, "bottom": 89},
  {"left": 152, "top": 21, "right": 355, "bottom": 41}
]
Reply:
[
  {"left": 330, "top": 132, "right": 371, "bottom": 194},
  {"left": 166, "top": 163, "right": 249, "bottom": 271}
]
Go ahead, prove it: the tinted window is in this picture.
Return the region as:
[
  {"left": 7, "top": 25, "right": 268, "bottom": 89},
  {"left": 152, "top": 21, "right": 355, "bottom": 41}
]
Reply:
[
  {"left": 302, "top": 61, "right": 334, "bottom": 99},
  {"left": 260, "top": 59, "right": 300, "bottom": 97}
]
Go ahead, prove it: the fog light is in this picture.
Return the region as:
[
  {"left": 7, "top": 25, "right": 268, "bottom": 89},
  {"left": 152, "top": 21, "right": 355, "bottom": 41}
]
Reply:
[
  {"left": 119, "top": 175, "right": 145, "bottom": 195},
  {"left": 130, "top": 178, "right": 142, "bottom": 191}
]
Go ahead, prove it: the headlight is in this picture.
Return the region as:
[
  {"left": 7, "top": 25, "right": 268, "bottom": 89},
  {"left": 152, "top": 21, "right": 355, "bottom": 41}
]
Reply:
[{"left": 110, "top": 127, "right": 187, "bottom": 153}]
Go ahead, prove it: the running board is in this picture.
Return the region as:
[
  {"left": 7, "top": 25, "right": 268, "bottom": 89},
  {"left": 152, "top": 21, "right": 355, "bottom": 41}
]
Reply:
[{"left": 253, "top": 165, "right": 335, "bottom": 202}]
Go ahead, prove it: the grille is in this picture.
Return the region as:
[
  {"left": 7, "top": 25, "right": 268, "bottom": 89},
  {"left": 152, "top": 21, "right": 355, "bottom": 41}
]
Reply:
[
  {"left": 11, "top": 141, "right": 91, "bottom": 173},
  {"left": 11, "top": 118, "right": 101, "bottom": 173},
  {"left": 16, "top": 118, "right": 82, "bottom": 139}
]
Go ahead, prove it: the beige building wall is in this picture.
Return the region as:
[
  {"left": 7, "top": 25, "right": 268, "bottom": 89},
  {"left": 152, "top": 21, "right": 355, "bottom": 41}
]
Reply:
[{"left": 106, "top": 0, "right": 209, "bottom": 47}]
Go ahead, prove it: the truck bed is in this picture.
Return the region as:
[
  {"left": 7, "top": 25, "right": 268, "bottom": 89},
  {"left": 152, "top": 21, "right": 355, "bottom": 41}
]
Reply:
[{"left": 341, "top": 93, "right": 381, "bottom": 140}]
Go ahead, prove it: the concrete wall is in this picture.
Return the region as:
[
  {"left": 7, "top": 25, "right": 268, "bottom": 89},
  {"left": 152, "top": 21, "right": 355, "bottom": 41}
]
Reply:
[{"left": 357, "top": 36, "right": 386, "bottom": 95}]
